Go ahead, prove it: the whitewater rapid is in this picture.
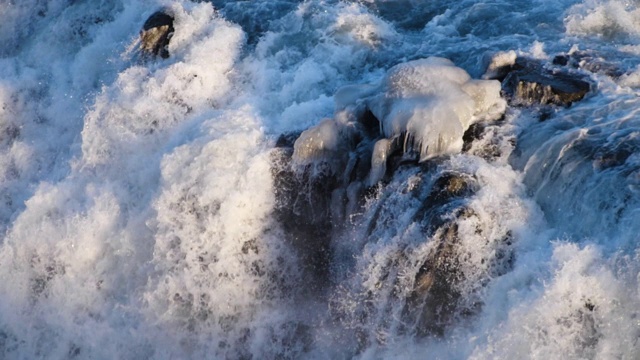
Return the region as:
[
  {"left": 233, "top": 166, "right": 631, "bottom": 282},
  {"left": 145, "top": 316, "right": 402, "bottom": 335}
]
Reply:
[{"left": 1, "top": 0, "right": 640, "bottom": 359}]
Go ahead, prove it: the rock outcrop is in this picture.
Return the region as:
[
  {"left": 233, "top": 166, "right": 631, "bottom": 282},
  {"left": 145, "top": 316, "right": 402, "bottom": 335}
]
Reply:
[
  {"left": 553, "top": 50, "right": 623, "bottom": 78},
  {"left": 507, "top": 58, "right": 590, "bottom": 106},
  {"left": 140, "top": 11, "right": 174, "bottom": 59},
  {"left": 484, "top": 55, "right": 593, "bottom": 107},
  {"left": 272, "top": 57, "right": 517, "bottom": 342}
]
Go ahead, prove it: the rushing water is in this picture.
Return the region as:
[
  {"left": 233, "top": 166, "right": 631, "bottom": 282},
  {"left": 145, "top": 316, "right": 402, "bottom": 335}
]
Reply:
[{"left": 1, "top": 0, "right": 640, "bottom": 358}]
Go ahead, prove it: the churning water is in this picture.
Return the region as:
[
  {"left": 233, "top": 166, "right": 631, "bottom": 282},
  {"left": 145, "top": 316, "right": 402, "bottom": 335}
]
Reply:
[{"left": 1, "top": 0, "right": 640, "bottom": 358}]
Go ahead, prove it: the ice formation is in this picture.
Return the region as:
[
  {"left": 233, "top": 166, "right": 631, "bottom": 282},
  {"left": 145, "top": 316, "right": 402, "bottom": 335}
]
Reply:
[
  {"left": 293, "top": 57, "right": 506, "bottom": 182},
  {"left": 371, "top": 58, "right": 505, "bottom": 160}
]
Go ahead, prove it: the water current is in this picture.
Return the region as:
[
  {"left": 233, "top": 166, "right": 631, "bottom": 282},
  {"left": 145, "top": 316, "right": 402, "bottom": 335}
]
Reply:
[{"left": 1, "top": 0, "right": 640, "bottom": 358}]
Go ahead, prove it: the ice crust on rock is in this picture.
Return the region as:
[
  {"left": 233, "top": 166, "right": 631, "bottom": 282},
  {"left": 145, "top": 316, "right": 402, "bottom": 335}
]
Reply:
[
  {"left": 293, "top": 57, "right": 506, "bottom": 179},
  {"left": 292, "top": 118, "right": 353, "bottom": 169},
  {"left": 368, "top": 138, "right": 392, "bottom": 186},
  {"left": 369, "top": 57, "right": 505, "bottom": 161}
]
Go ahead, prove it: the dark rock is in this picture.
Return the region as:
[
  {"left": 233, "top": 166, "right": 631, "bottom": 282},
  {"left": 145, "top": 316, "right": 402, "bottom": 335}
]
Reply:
[
  {"left": 462, "top": 122, "right": 506, "bottom": 159},
  {"left": 391, "top": 170, "right": 514, "bottom": 337},
  {"left": 324, "top": 153, "right": 515, "bottom": 342},
  {"left": 140, "top": 11, "right": 174, "bottom": 59},
  {"left": 553, "top": 50, "right": 623, "bottom": 78},
  {"left": 426, "top": 173, "right": 475, "bottom": 206},
  {"left": 270, "top": 148, "right": 336, "bottom": 293},
  {"left": 413, "top": 172, "right": 477, "bottom": 233},
  {"left": 538, "top": 107, "right": 554, "bottom": 122},
  {"left": 593, "top": 146, "right": 633, "bottom": 171},
  {"left": 358, "top": 109, "right": 382, "bottom": 139},
  {"left": 462, "top": 122, "right": 486, "bottom": 152},
  {"left": 501, "top": 57, "right": 592, "bottom": 106},
  {"left": 406, "top": 220, "right": 463, "bottom": 336},
  {"left": 381, "top": 133, "right": 423, "bottom": 181},
  {"left": 403, "top": 208, "right": 514, "bottom": 337},
  {"left": 484, "top": 56, "right": 593, "bottom": 106},
  {"left": 571, "top": 131, "right": 639, "bottom": 171},
  {"left": 270, "top": 110, "right": 387, "bottom": 286},
  {"left": 275, "top": 132, "right": 301, "bottom": 148},
  {"left": 482, "top": 52, "right": 521, "bottom": 82},
  {"left": 398, "top": 174, "right": 477, "bottom": 336},
  {"left": 269, "top": 110, "right": 387, "bottom": 294},
  {"left": 552, "top": 55, "right": 570, "bottom": 66}
]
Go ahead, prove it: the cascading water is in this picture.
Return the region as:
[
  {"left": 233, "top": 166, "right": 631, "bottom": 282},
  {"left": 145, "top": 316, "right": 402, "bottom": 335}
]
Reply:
[{"left": 1, "top": 0, "right": 640, "bottom": 359}]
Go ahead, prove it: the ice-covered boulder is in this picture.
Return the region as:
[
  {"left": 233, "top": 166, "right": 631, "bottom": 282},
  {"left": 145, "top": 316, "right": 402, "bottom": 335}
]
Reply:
[
  {"left": 140, "top": 10, "right": 174, "bottom": 59},
  {"left": 292, "top": 118, "right": 354, "bottom": 171},
  {"left": 292, "top": 57, "right": 506, "bottom": 187},
  {"left": 276, "top": 59, "right": 512, "bottom": 312},
  {"left": 366, "top": 58, "right": 505, "bottom": 161}
]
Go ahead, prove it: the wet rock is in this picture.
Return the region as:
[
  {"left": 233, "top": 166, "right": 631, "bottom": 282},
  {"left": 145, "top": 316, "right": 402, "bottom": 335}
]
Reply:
[
  {"left": 140, "top": 11, "right": 174, "bottom": 59},
  {"left": 270, "top": 109, "right": 385, "bottom": 292},
  {"left": 571, "top": 130, "right": 639, "bottom": 172},
  {"left": 358, "top": 109, "right": 382, "bottom": 139},
  {"left": 485, "top": 56, "right": 592, "bottom": 106},
  {"left": 462, "top": 122, "right": 487, "bottom": 153},
  {"left": 392, "top": 171, "right": 514, "bottom": 337},
  {"left": 406, "top": 220, "right": 462, "bottom": 336},
  {"left": 327, "top": 158, "right": 516, "bottom": 343},
  {"left": 404, "top": 209, "right": 514, "bottom": 337},
  {"left": 413, "top": 172, "right": 477, "bottom": 233},
  {"left": 275, "top": 132, "right": 302, "bottom": 148},
  {"left": 553, "top": 50, "right": 623, "bottom": 78},
  {"left": 482, "top": 50, "right": 518, "bottom": 82},
  {"left": 390, "top": 173, "right": 476, "bottom": 336},
  {"left": 593, "top": 146, "right": 634, "bottom": 171},
  {"left": 270, "top": 148, "right": 336, "bottom": 292},
  {"left": 425, "top": 173, "right": 475, "bottom": 208},
  {"left": 462, "top": 120, "right": 512, "bottom": 160},
  {"left": 538, "top": 107, "right": 555, "bottom": 122},
  {"left": 502, "top": 58, "right": 592, "bottom": 106}
]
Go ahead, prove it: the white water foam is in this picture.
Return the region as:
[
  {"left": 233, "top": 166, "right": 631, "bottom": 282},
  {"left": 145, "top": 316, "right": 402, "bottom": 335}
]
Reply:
[
  {"left": 1, "top": 0, "right": 640, "bottom": 359},
  {"left": 566, "top": 0, "right": 640, "bottom": 40}
]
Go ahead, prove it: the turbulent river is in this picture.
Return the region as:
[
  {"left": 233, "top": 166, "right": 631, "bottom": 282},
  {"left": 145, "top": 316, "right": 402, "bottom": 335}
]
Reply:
[{"left": 2, "top": 0, "right": 640, "bottom": 358}]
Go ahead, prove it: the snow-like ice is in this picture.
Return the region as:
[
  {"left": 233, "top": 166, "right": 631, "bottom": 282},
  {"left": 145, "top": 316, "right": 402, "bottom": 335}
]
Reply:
[{"left": 294, "top": 57, "right": 506, "bottom": 179}]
